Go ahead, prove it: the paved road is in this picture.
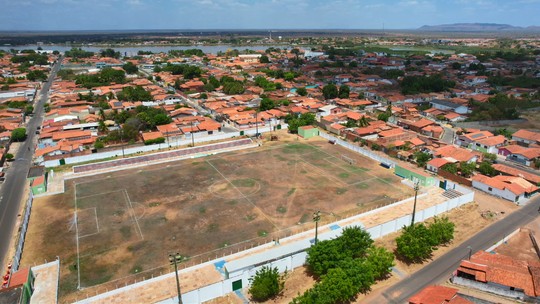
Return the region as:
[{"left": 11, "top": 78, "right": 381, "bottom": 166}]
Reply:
[
  {"left": 379, "top": 195, "right": 540, "bottom": 303},
  {"left": 440, "top": 125, "right": 456, "bottom": 144},
  {"left": 0, "top": 59, "right": 61, "bottom": 269},
  {"left": 495, "top": 155, "right": 540, "bottom": 176}
]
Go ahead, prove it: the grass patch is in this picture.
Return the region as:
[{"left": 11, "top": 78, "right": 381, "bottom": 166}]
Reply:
[
  {"left": 356, "top": 183, "right": 369, "bottom": 189},
  {"left": 287, "top": 188, "right": 296, "bottom": 196},
  {"left": 113, "top": 210, "right": 125, "bottom": 217},
  {"left": 244, "top": 214, "right": 256, "bottom": 222},
  {"left": 207, "top": 223, "right": 219, "bottom": 232},
  {"left": 220, "top": 241, "right": 230, "bottom": 248},
  {"left": 119, "top": 226, "right": 131, "bottom": 238},
  {"left": 231, "top": 178, "right": 256, "bottom": 187},
  {"left": 277, "top": 206, "right": 287, "bottom": 213},
  {"left": 227, "top": 200, "right": 238, "bottom": 205},
  {"left": 199, "top": 206, "right": 206, "bottom": 214},
  {"left": 127, "top": 241, "right": 148, "bottom": 252},
  {"left": 258, "top": 230, "right": 268, "bottom": 237},
  {"left": 299, "top": 213, "right": 310, "bottom": 224},
  {"left": 339, "top": 172, "right": 350, "bottom": 178},
  {"left": 378, "top": 177, "right": 394, "bottom": 184},
  {"left": 130, "top": 265, "right": 143, "bottom": 274},
  {"left": 273, "top": 154, "right": 287, "bottom": 161},
  {"left": 300, "top": 170, "right": 307, "bottom": 174},
  {"left": 282, "top": 143, "right": 315, "bottom": 154},
  {"left": 148, "top": 202, "right": 160, "bottom": 207},
  {"left": 336, "top": 188, "right": 348, "bottom": 195}
]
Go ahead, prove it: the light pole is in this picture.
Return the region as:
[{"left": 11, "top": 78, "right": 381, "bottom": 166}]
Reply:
[
  {"left": 190, "top": 120, "right": 195, "bottom": 147},
  {"left": 467, "top": 246, "right": 472, "bottom": 260},
  {"left": 255, "top": 110, "right": 259, "bottom": 138},
  {"left": 169, "top": 253, "right": 183, "bottom": 304},
  {"left": 410, "top": 181, "right": 420, "bottom": 227},
  {"left": 313, "top": 210, "right": 321, "bottom": 245}
]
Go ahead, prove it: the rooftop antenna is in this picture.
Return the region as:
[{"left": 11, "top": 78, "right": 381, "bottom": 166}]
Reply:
[
  {"left": 269, "top": 30, "right": 272, "bottom": 41},
  {"left": 382, "top": 23, "right": 385, "bottom": 35}
]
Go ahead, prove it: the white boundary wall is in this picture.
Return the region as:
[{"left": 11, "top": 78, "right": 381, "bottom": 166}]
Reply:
[
  {"left": 319, "top": 132, "right": 396, "bottom": 167},
  {"left": 75, "top": 188, "right": 474, "bottom": 304},
  {"left": 42, "top": 125, "right": 282, "bottom": 168}
]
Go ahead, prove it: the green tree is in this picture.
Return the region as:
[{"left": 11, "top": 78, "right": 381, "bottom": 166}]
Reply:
[
  {"left": 24, "top": 105, "right": 34, "bottom": 115},
  {"left": 349, "top": 61, "right": 358, "bottom": 68},
  {"left": 11, "top": 128, "right": 27, "bottom": 142},
  {"left": 396, "top": 223, "right": 434, "bottom": 262},
  {"left": 259, "top": 55, "right": 270, "bottom": 63},
  {"left": 322, "top": 84, "right": 338, "bottom": 99},
  {"left": 248, "top": 266, "right": 284, "bottom": 302},
  {"left": 482, "top": 153, "right": 497, "bottom": 163},
  {"left": 117, "top": 86, "right": 153, "bottom": 101},
  {"left": 441, "top": 163, "right": 458, "bottom": 174},
  {"left": 222, "top": 81, "right": 245, "bottom": 95},
  {"left": 100, "top": 48, "right": 120, "bottom": 59},
  {"left": 365, "top": 246, "right": 395, "bottom": 280},
  {"left": 259, "top": 98, "right": 276, "bottom": 111},
  {"left": 5, "top": 153, "right": 14, "bottom": 161},
  {"left": 478, "top": 161, "right": 496, "bottom": 176},
  {"left": 451, "top": 62, "right": 462, "bottom": 70},
  {"left": 296, "top": 87, "right": 307, "bottom": 96},
  {"left": 122, "top": 62, "right": 138, "bottom": 74},
  {"left": 494, "top": 128, "right": 514, "bottom": 139},
  {"left": 340, "top": 226, "right": 373, "bottom": 259},
  {"left": 26, "top": 70, "right": 47, "bottom": 81},
  {"left": 428, "top": 217, "right": 455, "bottom": 245},
  {"left": 306, "top": 240, "right": 347, "bottom": 277},
  {"left": 460, "top": 161, "right": 476, "bottom": 178},
  {"left": 338, "top": 85, "right": 350, "bottom": 98},
  {"left": 413, "top": 152, "right": 432, "bottom": 168}
]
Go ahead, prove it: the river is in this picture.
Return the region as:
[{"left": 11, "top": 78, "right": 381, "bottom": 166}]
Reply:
[{"left": 0, "top": 44, "right": 292, "bottom": 55}]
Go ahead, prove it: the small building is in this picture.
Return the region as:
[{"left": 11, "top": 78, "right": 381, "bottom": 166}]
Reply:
[
  {"left": 31, "top": 176, "right": 47, "bottom": 195},
  {"left": 471, "top": 174, "right": 538, "bottom": 203},
  {"left": 0, "top": 267, "right": 35, "bottom": 304},
  {"left": 298, "top": 126, "right": 319, "bottom": 139},
  {"left": 394, "top": 164, "right": 438, "bottom": 187},
  {"left": 409, "top": 285, "right": 472, "bottom": 304},
  {"left": 430, "top": 99, "right": 469, "bottom": 114}
]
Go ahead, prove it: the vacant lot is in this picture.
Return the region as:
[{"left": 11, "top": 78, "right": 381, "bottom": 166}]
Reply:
[{"left": 21, "top": 139, "right": 412, "bottom": 300}]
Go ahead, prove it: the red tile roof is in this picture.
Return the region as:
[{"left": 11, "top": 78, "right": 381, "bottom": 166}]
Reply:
[{"left": 409, "top": 285, "right": 472, "bottom": 304}]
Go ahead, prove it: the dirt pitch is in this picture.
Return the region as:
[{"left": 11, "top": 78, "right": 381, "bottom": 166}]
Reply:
[{"left": 21, "top": 139, "right": 413, "bottom": 300}]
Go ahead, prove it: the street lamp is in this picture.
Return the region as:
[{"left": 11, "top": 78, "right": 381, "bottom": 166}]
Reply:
[
  {"left": 313, "top": 211, "right": 321, "bottom": 245},
  {"left": 410, "top": 181, "right": 420, "bottom": 227},
  {"left": 168, "top": 253, "right": 183, "bottom": 304}
]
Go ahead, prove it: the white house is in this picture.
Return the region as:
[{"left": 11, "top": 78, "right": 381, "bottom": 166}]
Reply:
[
  {"left": 512, "top": 129, "right": 540, "bottom": 147},
  {"left": 472, "top": 174, "right": 538, "bottom": 203},
  {"left": 430, "top": 99, "right": 469, "bottom": 114}
]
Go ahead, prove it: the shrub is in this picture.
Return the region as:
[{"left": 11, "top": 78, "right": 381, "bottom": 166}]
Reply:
[
  {"left": 248, "top": 266, "right": 284, "bottom": 302},
  {"left": 144, "top": 137, "right": 165, "bottom": 145}
]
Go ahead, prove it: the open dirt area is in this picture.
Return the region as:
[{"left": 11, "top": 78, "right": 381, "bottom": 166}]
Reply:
[{"left": 20, "top": 137, "right": 412, "bottom": 302}]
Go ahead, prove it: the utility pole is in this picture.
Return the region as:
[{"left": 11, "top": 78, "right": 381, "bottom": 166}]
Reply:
[
  {"left": 169, "top": 253, "right": 183, "bottom": 304},
  {"left": 410, "top": 181, "right": 420, "bottom": 227},
  {"left": 313, "top": 211, "right": 321, "bottom": 245}
]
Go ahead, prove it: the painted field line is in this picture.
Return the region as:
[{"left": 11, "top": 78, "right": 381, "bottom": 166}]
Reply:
[
  {"left": 123, "top": 189, "right": 144, "bottom": 240},
  {"left": 206, "top": 159, "right": 278, "bottom": 230}
]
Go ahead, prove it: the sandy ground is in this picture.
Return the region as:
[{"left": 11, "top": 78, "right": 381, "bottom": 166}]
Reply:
[{"left": 212, "top": 188, "right": 519, "bottom": 304}]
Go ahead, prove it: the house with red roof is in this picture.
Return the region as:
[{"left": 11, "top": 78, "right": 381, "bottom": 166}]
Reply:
[
  {"left": 498, "top": 145, "right": 540, "bottom": 166},
  {"left": 453, "top": 251, "right": 540, "bottom": 301},
  {"left": 512, "top": 129, "right": 540, "bottom": 147},
  {"left": 409, "top": 285, "right": 472, "bottom": 304},
  {"left": 472, "top": 174, "right": 538, "bottom": 203}
]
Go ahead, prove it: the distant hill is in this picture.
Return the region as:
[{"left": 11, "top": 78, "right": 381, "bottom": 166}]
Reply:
[{"left": 417, "top": 23, "right": 539, "bottom": 32}]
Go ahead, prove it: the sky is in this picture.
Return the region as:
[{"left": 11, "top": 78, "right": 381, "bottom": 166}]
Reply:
[{"left": 1, "top": 0, "right": 539, "bottom": 31}]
